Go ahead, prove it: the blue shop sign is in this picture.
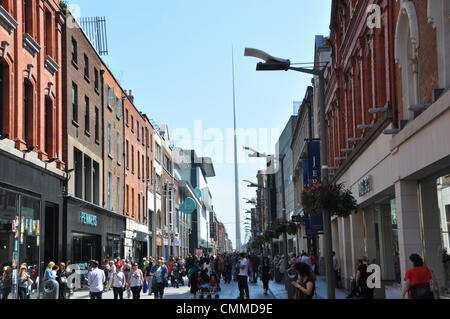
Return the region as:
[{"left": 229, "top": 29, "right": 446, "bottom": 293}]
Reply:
[{"left": 80, "top": 212, "right": 98, "bottom": 227}]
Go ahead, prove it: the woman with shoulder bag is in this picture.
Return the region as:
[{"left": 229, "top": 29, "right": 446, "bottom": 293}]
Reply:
[
  {"left": 111, "top": 265, "right": 126, "bottom": 299},
  {"left": 18, "top": 265, "right": 31, "bottom": 300},
  {"left": 402, "top": 254, "right": 435, "bottom": 299},
  {"left": 128, "top": 263, "right": 144, "bottom": 299},
  {"left": 291, "top": 262, "right": 316, "bottom": 300}
]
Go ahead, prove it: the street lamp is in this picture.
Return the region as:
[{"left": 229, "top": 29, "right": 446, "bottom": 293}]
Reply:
[{"left": 245, "top": 47, "right": 335, "bottom": 299}]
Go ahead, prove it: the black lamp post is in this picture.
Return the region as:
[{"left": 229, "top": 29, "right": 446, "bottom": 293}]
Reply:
[{"left": 244, "top": 48, "right": 335, "bottom": 299}]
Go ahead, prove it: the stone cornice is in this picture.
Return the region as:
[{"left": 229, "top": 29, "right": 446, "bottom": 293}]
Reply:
[
  {"left": 23, "top": 33, "right": 41, "bottom": 57},
  {"left": 0, "top": 5, "right": 18, "bottom": 34}
]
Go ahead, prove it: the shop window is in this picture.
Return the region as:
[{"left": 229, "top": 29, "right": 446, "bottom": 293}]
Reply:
[
  {"left": 0, "top": 189, "right": 41, "bottom": 300},
  {"left": 72, "top": 233, "right": 101, "bottom": 264},
  {"left": 44, "top": 97, "right": 54, "bottom": 157},
  {"left": 106, "top": 234, "right": 121, "bottom": 259},
  {"left": 23, "top": 80, "right": 33, "bottom": 145}
]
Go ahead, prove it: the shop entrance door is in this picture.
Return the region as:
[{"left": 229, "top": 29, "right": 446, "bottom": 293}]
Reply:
[{"left": 72, "top": 233, "right": 101, "bottom": 264}]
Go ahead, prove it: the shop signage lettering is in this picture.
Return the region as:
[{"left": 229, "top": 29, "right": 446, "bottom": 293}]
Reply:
[
  {"left": 80, "top": 212, "right": 97, "bottom": 227},
  {"left": 358, "top": 176, "right": 372, "bottom": 197}
]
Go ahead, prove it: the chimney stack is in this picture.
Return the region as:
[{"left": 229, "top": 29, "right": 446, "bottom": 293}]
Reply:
[{"left": 128, "top": 89, "right": 134, "bottom": 103}]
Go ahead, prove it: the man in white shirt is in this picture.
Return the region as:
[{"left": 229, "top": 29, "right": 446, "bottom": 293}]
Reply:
[
  {"left": 237, "top": 253, "right": 250, "bottom": 299},
  {"left": 88, "top": 260, "right": 106, "bottom": 299}
]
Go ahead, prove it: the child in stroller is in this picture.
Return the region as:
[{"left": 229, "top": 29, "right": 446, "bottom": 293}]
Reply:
[{"left": 199, "top": 272, "right": 221, "bottom": 299}]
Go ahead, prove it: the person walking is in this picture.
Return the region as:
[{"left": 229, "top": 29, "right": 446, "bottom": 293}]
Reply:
[
  {"left": 310, "top": 253, "right": 317, "bottom": 274},
  {"left": 172, "top": 257, "right": 181, "bottom": 288},
  {"left": 123, "top": 260, "right": 132, "bottom": 299},
  {"left": 88, "top": 260, "right": 105, "bottom": 300},
  {"left": 291, "top": 262, "right": 316, "bottom": 300},
  {"left": 150, "top": 258, "right": 168, "bottom": 299},
  {"left": 18, "top": 264, "right": 31, "bottom": 300},
  {"left": 332, "top": 252, "right": 341, "bottom": 288},
  {"left": 346, "top": 259, "right": 363, "bottom": 299},
  {"left": 402, "top": 254, "right": 435, "bottom": 299},
  {"left": 260, "top": 257, "right": 272, "bottom": 296},
  {"left": 144, "top": 259, "right": 154, "bottom": 296},
  {"left": 128, "top": 263, "right": 144, "bottom": 299},
  {"left": 1, "top": 266, "right": 12, "bottom": 299},
  {"left": 111, "top": 265, "right": 126, "bottom": 299},
  {"left": 355, "top": 256, "right": 374, "bottom": 299},
  {"left": 56, "top": 263, "right": 68, "bottom": 299},
  {"left": 44, "top": 262, "right": 56, "bottom": 281},
  {"left": 237, "top": 253, "right": 250, "bottom": 299}
]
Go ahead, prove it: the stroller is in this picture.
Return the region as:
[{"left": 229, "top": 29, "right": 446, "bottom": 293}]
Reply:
[
  {"left": 198, "top": 282, "right": 221, "bottom": 299},
  {"left": 198, "top": 273, "right": 221, "bottom": 299}
]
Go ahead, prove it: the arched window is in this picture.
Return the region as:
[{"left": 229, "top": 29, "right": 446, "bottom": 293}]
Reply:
[
  {"left": 428, "top": 0, "right": 450, "bottom": 90},
  {"left": 395, "top": 1, "right": 420, "bottom": 121}
]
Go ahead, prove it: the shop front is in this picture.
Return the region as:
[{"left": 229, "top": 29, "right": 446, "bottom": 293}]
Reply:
[
  {"left": 332, "top": 91, "right": 450, "bottom": 296},
  {"left": 0, "top": 151, "right": 65, "bottom": 299},
  {"left": 124, "top": 218, "right": 150, "bottom": 262},
  {"left": 64, "top": 196, "right": 126, "bottom": 266}
]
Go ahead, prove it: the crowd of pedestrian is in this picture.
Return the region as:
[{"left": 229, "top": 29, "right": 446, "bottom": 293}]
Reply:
[{"left": 1, "top": 249, "right": 441, "bottom": 300}]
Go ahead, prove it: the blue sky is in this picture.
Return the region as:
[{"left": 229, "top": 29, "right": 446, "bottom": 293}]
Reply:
[{"left": 68, "top": 0, "right": 332, "bottom": 249}]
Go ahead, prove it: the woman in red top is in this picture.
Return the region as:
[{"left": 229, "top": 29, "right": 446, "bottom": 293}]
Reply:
[{"left": 402, "top": 254, "right": 434, "bottom": 299}]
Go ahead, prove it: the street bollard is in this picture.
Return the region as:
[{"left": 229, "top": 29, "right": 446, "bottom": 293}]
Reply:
[{"left": 43, "top": 279, "right": 59, "bottom": 299}]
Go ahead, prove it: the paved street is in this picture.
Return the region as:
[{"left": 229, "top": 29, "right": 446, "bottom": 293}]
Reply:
[{"left": 71, "top": 278, "right": 276, "bottom": 300}]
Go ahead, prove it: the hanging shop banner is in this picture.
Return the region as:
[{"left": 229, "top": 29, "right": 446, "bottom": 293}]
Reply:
[
  {"left": 156, "top": 235, "right": 163, "bottom": 246},
  {"left": 305, "top": 212, "right": 324, "bottom": 235},
  {"left": 181, "top": 197, "right": 196, "bottom": 215},
  {"left": 307, "top": 141, "right": 321, "bottom": 186}
]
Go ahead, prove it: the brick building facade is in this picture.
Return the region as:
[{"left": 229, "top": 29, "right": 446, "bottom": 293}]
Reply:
[{"left": 321, "top": 0, "right": 450, "bottom": 297}]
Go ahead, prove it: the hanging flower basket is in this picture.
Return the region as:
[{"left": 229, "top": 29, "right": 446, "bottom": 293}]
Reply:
[{"left": 301, "top": 183, "right": 357, "bottom": 218}]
